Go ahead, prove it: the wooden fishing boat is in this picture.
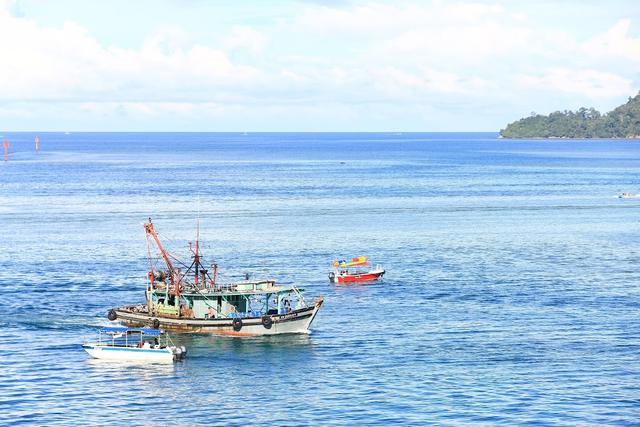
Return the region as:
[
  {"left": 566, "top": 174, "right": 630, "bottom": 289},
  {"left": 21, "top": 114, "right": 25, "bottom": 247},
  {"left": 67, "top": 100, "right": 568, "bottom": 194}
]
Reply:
[
  {"left": 108, "top": 219, "right": 323, "bottom": 336},
  {"left": 329, "top": 256, "right": 385, "bottom": 284},
  {"left": 83, "top": 327, "right": 186, "bottom": 363}
]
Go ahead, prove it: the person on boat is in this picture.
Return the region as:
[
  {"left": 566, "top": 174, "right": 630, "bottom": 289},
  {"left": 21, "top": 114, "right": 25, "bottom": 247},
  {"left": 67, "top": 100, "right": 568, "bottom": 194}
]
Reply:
[
  {"left": 227, "top": 305, "right": 237, "bottom": 317},
  {"left": 284, "top": 298, "right": 291, "bottom": 313}
]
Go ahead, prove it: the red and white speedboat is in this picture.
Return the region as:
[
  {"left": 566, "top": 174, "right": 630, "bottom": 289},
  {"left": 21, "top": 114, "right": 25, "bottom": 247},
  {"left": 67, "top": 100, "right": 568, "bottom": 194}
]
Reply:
[{"left": 329, "top": 256, "right": 385, "bottom": 284}]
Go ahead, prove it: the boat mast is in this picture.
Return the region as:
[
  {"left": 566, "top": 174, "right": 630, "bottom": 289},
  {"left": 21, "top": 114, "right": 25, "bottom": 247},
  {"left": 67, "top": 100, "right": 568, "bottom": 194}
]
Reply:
[
  {"left": 144, "top": 218, "right": 180, "bottom": 297},
  {"left": 191, "top": 219, "right": 201, "bottom": 286}
]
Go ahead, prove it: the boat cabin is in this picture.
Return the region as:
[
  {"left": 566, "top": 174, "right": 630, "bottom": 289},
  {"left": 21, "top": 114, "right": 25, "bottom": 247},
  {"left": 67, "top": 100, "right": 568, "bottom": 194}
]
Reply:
[
  {"left": 95, "top": 326, "right": 166, "bottom": 348},
  {"left": 147, "top": 278, "right": 305, "bottom": 320}
]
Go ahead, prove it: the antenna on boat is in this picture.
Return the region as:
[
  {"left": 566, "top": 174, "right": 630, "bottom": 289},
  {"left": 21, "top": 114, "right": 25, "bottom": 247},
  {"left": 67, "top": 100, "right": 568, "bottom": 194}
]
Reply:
[
  {"left": 194, "top": 195, "right": 207, "bottom": 287},
  {"left": 146, "top": 222, "right": 155, "bottom": 291},
  {"left": 187, "top": 210, "right": 205, "bottom": 288},
  {"left": 194, "top": 216, "right": 201, "bottom": 285}
]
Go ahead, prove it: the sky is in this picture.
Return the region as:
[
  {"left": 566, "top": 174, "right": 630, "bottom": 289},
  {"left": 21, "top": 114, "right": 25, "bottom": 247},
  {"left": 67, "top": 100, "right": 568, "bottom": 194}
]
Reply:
[{"left": 0, "top": 0, "right": 639, "bottom": 131}]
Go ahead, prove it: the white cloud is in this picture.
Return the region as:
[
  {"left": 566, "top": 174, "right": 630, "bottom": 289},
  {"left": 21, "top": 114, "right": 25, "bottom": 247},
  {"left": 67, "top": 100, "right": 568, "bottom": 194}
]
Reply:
[
  {"left": 0, "top": 0, "right": 637, "bottom": 130},
  {"left": 223, "top": 26, "right": 268, "bottom": 54},
  {"left": 288, "top": 2, "right": 638, "bottom": 102},
  {"left": 296, "top": 2, "right": 532, "bottom": 65},
  {"left": 294, "top": 2, "right": 507, "bottom": 36},
  {"left": 376, "top": 22, "right": 531, "bottom": 65},
  {"left": 79, "top": 101, "right": 225, "bottom": 117},
  {"left": 518, "top": 68, "right": 633, "bottom": 99},
  {"left": 583, "top": 19, "right": 640, "bottom": 63},
  {"left": 0, "top": 5, "right": 263, "bottom": 103},
  {"left": 372, "top": 67, "right": 488, "bottom": 97}
]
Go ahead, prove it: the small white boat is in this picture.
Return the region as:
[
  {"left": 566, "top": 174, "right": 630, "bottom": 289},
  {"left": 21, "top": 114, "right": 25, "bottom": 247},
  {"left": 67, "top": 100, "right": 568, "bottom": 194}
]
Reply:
[
  {"left": 618, "top": 192, "right": 640, "bottom": 199},
  {"left": 83, "top": 327, "right": 186, "bottom": 363}
]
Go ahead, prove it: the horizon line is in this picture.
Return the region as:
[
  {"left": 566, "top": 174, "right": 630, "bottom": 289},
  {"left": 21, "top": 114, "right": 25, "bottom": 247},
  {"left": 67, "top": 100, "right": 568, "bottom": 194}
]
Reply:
[{"left": 0, "top": 130, "right": 500, "bottom": 134}]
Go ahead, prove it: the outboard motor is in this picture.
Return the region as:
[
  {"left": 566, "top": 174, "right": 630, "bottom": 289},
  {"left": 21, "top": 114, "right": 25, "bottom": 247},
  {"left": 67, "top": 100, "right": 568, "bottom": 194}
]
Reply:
[{"left": 173, "top": 346, "right": 182, "bottom": 360}]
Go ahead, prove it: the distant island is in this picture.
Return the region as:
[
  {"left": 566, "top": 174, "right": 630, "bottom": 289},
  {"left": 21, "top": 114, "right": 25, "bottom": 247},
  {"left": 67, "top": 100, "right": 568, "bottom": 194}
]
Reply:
[{"left": 500, "top": 91, "right": 640, "bottom": 139}]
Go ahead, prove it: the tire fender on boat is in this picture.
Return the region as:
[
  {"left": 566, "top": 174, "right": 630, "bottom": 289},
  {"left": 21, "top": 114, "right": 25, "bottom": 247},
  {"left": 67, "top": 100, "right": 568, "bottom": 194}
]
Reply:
[
  {"left": 261, "top": 315, "right": 273, "bottom": 329},
  {"left": 152, "top": 318, "right": 160, "bottom": 329},
  {"left": 232, "top": 318, "right": 243, "bottom": 331},
  {"left": 107, "top": 309, "right": 117, "bottom": 321}
]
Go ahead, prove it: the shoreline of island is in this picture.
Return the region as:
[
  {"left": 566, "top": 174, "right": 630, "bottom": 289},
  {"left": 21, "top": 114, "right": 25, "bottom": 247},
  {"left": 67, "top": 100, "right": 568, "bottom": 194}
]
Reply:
[{"left": 498, "top": 135, "right": 640, "bottom": 140}]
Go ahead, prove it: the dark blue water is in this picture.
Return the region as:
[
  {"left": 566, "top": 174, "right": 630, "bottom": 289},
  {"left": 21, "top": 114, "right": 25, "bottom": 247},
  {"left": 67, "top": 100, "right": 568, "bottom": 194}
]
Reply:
[{"left": 1, "top": 132, "right": 639, "bottom": 425}]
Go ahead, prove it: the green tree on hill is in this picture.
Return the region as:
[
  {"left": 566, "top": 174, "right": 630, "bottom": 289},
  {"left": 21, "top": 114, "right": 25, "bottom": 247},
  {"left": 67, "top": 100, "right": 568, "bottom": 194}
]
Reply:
[{"left": 500, "top": 92, "right": 640, "bottom": 138}]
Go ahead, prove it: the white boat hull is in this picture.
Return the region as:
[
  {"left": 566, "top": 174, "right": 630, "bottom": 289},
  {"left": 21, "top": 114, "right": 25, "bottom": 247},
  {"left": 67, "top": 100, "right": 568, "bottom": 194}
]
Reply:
[
  {"left": 83, "top": 344, "right": 176, "bottom": 363},
  {"left": 113, "top": 299, "right": 323, "bottom": 337}
]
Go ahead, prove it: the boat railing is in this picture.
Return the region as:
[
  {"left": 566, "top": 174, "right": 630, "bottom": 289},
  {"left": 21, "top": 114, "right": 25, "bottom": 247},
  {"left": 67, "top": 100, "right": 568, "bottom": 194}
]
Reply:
[{"left": 90, "top": 327, "right": 166, "bottom": 348}]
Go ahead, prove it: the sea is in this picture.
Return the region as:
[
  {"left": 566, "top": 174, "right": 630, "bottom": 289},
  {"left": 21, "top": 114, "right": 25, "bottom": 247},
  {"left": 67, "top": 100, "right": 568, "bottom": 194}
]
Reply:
[{"left": 0, "top": 132, "right": 639, "bottom": 426}]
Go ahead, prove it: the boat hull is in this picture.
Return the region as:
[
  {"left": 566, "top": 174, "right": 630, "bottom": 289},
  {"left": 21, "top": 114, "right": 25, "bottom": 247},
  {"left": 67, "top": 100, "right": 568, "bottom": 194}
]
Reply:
[
  {"left": 83, "top": 344, "right": 175, "bottom": 362},
  {"left": 330, "top": 269, "right": 385, "bottom": 284},
  {"left": 111, "top": 299, "right": 323, "bottom": 337}
]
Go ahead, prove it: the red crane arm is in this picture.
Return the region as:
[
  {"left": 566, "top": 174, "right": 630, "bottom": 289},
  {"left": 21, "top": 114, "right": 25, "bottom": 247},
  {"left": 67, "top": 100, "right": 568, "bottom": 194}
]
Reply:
[{"left": 144, "top": 220, "right": 175, "bottom": 273}]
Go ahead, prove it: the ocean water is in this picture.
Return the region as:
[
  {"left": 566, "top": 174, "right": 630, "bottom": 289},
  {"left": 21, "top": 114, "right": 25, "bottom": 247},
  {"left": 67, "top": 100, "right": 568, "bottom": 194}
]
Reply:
[{"left": 1, "top": 132, "right": 639, "bottom": 426}]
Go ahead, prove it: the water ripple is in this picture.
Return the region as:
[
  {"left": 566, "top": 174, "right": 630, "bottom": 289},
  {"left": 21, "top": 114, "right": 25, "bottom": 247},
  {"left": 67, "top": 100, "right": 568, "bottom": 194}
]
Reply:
[{"left": 1, "top": 133, "right": 639, "bottom": 425}]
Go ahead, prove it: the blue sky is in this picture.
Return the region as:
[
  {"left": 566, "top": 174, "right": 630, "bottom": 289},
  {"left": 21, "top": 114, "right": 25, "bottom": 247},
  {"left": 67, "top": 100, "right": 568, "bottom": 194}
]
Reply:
[{"left": 1, "top": 0, "right": 638, "bottom": 131}]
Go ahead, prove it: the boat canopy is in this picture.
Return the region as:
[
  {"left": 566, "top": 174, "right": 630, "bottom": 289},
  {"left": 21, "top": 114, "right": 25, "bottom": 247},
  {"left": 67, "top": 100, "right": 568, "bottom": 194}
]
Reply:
[
  {"left": 100, "top": 326, "right": 162, "bottom": 336},
  {"left": 333, "top": 256, "right": 369, "bottom": 268}
]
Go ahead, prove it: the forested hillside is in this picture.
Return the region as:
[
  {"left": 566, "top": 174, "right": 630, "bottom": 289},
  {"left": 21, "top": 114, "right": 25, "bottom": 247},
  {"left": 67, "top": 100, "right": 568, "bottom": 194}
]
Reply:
[{"left": 500, "top": 92, "right": 640, "bottom": 138}]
